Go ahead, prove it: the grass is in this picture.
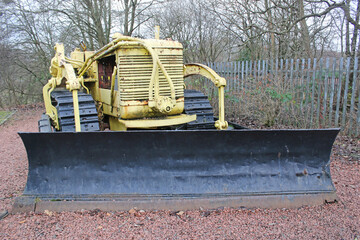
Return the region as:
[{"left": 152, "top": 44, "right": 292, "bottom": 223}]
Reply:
[{"left": 0, "top": 110, "right": 16, "bottom": 125}]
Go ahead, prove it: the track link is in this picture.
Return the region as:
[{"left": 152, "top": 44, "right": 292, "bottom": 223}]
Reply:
[
  {"left": 38, "top": 114, "right": 53, "bottom": 132},
  {"left": 51, "top": 91, "right": 99, "bottom": 132},
  {"left": 184, "top": 89, "right": 215, "bottom": 129}
]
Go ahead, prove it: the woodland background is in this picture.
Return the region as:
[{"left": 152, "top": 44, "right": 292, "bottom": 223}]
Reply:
[{"left": 0, "top": 0, "right": 359, "bottom": 133}]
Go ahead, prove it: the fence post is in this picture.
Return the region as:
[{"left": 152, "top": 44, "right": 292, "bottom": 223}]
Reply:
[
  {"left": 315, "top": 58, "right": 323, "bottom": 128},
  {"left": 284, "top": 59, "right": 289, "bottom": 84},
  {"left": 304, "top": 59, "right": 312, "bottom": 127},
  {"left": 233, "top": 61, "right": 236, "bottom": 91},
  {"left": 341, "top": 57, "right": 351, "bottom": 128},
  {"left": 245, "top": 60, "right": 249, "bottom": 91},
  {"left": 300, "top": 59, "right": 306, "bottom": 111},
  {"left": 335, "top": 58, "right": 344, "bottom": 126},
  {"left": 249, "top": 60, "right": 253, "bottom": 90},
  {"left": 310, "top": 58, "right": 317, "bottom": 128},
  {"left": 237, "top": 61, "right": 240, "bottom": 92},
  {"left": 348, "top": 57, "right": 358, "bottom": 134},
  {"left": 322, "top": 58, "right": 330, "bottom": 126},
  {"left": 257, "top": 60, "right": 261, "bottom": 89},
  {"left": 289, "top": 59, "right": 294, "bottom": 89},
  {"left": 241, "top": 61, "right": 244, "bottom": 91},
  {"left": 328, "top": 58, "right": 337, "bottom": 126}
]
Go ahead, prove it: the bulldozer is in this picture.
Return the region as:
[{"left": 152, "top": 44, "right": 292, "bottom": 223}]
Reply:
[{"left": 15, "top": 27, "right": 340, "bottom": 212}]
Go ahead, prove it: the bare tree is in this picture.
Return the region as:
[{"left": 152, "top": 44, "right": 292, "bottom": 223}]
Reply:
[
  {"left": 116, "top": 0, "right": 157, "bottom": 36},
  {"left": 0, "top": 0, "right": 160, "bottom": 107},
  {"left": 148, "top": 0, "right": 232, "bottom": 62},
  {"left": 0, "top": 0, "right": 59, "bottom": 106},
  {"left": 208, "top": 0, "right": 355, "bottom": 60}
]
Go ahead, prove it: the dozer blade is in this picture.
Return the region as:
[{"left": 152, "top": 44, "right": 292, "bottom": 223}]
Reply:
[{"left": 15, "top": 129, "right": 339, "bottom": 212}]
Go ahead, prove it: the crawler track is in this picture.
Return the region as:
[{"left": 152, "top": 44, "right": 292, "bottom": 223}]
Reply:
[
  {"left": 50, "top": 91, "right": 99, "bottom": 132},
  {"left": 184, "top": 89, "right": 215, "bottom": 129}
]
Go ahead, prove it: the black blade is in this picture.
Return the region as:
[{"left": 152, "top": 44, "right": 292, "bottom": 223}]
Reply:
[{"left": 19, "top": 129, "right": 339, "bottom": 197}]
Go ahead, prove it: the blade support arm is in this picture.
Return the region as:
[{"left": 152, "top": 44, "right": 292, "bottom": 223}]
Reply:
[
  {"left": 184, "top": 63, "right": 228, "bottom": 130},
  {"left": 43, "top": 78, "right": 59, "bottom": 129},
  {"left": 45, "top": 43, "right": 83, "bottom": 132}
]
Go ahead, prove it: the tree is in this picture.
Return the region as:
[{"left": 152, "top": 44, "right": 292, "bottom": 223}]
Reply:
[
  {"left": 208, "top": 0, "right": 357, "bottom": 60},
  {"left": 148, "top": 0, "right": 232, "bottom": 62}
]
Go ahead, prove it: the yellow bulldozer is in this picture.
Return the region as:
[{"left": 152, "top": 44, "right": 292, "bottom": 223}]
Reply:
[{"left": 15, "top": 27, "right": 340, "bottom": 212}]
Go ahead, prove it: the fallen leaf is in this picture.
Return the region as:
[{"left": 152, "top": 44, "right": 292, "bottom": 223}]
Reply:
[
  {"left": 44, "top": 210, "right": 53, "bottom": 216},
  {"left": 129, "top": 208, "right": 137, "bottom": 214},
  {"left": 176, "top": 211, "right": 184, "bottom": 216}
]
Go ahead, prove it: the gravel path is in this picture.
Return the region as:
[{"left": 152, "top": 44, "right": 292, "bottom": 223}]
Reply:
[{"left": 0, "top": 108, "right": 359, "bottom": 239}]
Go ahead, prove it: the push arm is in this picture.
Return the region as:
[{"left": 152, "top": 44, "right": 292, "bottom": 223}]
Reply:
[
  {"left": 44, "top": 43, "right": 82, "bottom": 131},
  {"left": 183, "top": 63, "right": 228, "bottom": 130}
]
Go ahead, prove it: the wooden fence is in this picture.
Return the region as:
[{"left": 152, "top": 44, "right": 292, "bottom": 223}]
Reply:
[{"left": 193, "top": 58, "right": 360, "bottom": 136}]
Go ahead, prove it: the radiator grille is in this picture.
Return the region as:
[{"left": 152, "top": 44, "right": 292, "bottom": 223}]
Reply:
[{"left": 118, "top": 54, "right": 184, "bottom": 101}]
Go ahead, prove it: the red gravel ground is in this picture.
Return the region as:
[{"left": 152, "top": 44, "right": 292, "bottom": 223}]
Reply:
[{"left": 0, "top": 107, "right": 359, "bottom": 239}]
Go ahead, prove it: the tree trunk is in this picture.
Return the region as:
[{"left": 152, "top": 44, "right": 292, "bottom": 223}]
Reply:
[
  {"left": 297, "top": 0, "right": 312, "bottom": 58},
  {"left": 265, "top": 0, "right": 276, "bottom": 60},
  {"left": 123, "top": 0, "right": 130, "bottom": 36}
]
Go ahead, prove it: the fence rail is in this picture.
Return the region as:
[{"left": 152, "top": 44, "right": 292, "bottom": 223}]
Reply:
[{"left": 192, "top": 57, "right": 360, "bottom": 136}]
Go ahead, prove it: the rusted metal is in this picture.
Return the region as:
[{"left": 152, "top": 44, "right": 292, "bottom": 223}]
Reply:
[
  {"left": 13, "top": 192, "right": 338, "bottom": 213},
  {"left": 98, "top": 55, "right": 116, "bottom": 89}
]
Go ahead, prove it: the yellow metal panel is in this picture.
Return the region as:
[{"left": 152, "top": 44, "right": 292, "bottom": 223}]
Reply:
[
  {"left": 102, "top": 103, "right": 120, "bottom": 118},
  {"left": 109, "top": 114, "right": 196, "bottom": 131},
  {"left": 109, "top": 116, "right": 126, "bottom": 131},
  {"left": 143, "top": 39, "right": 183, "bottom": 49},
  {"left": 70, "top": 49, "right": 85, "bottom": 62},
  {"left": 114, "top": 39, "right": 185, "bottom": 119},
  {"left": 117, "top": 49, "right": 184, "bottom": 102},
  {"left": 72, "top": 90, "right": 81, "bottom": 132},
  {"left": 119, "top": 100, "right": 184, "bottom": 119},
  {"left": 98, "top": 88, "right": 111, "bottom": 105},
  {"left": 98, "top": 91, "right": 184, "bottom": 119}
]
